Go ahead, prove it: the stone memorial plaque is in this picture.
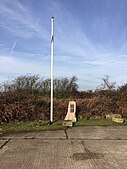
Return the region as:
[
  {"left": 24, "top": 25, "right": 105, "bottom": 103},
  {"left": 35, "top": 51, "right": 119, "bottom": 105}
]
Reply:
[{"left": 64, "top": 101, "right": 76, "bottom": 122}]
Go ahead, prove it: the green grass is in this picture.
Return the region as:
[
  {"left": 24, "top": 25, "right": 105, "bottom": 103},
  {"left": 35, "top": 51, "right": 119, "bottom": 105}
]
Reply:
[
  {"left": 0, "top": 121, "right": 65, "bottom": 134},
  {"left": 75, "top": 119, "right": 127, "bottom": 126},
  {"left": 0, "top": 119, "right": 127, "bottom": 134}
]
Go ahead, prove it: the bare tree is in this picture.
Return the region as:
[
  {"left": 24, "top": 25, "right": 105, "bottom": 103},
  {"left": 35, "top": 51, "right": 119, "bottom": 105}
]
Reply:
[{"left": 97, "top": 75, "right": 116, "bottom": 91}]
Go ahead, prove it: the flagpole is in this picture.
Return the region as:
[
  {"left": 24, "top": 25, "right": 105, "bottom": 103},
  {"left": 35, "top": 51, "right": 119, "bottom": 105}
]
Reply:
[{"left": 50, "top": 17, "right": 54, "bottom": 122}]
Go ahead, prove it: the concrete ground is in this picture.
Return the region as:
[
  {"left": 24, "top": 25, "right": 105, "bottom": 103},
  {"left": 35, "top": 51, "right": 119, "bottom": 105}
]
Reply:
[{"left": 0, "top": 126, "right": 127, "bottom": 169}]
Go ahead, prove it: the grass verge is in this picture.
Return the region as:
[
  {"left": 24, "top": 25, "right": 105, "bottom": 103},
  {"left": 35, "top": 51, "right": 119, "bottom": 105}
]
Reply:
[
  {"left": 75, "top": 119, "right": 127, "bottom": 126},
  {"left": 0, "top": 119, "right": 127, "bottom": 134},
  {"left": 0, "top": 121, "right": 65, "bottom": 134}
]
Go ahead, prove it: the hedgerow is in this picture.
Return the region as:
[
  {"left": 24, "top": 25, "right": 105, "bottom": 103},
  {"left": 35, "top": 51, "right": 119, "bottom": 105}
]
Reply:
[{"left": 0, "top": 75, "right": 127, "bottom": 123}]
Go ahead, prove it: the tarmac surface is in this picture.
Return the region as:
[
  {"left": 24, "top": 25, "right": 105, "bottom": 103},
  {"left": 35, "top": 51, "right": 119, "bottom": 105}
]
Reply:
[{"left": 0, "top": 126, "right": 127, "bottom": 169}]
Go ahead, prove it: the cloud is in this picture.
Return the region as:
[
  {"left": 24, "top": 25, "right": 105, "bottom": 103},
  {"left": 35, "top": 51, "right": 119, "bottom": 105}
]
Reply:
[
  {"left": 0, "top": 0, "right": 127, "bottom": 90},
  {"left": 0, "top": 0, "right": 49, "bottom": 39},
  {"left": 0, "top": 55, "right": 50, "bottom": 78},
  {"left": 10, "top": 41, "right": 16, "bottom": 55}
]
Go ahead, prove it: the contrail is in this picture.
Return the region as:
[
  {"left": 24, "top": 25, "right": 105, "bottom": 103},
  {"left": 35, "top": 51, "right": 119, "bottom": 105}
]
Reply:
[{"left": 10, "top": 41, "right": 16, "bottom": 55}]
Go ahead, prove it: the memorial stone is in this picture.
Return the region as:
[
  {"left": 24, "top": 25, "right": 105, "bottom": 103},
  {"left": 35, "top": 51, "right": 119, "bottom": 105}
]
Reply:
[{"left": 64, "top": 101, "right": 76, "bottom": 122}]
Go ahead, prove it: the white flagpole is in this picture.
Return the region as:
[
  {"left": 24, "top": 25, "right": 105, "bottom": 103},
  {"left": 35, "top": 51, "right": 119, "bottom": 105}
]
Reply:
[{"left": 50, "top": 17, "right": 54, "bottom": 122}]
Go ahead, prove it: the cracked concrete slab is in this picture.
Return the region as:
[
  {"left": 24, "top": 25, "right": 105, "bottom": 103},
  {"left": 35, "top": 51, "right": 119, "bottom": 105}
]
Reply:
[
  {"left": 0, "top": 139, "right": 127, "bottom": 169},
  {"left": 1, "top": 130, "right": 66, "bottom": 140},
  {"left": 67, "top": 126, "right": 127, "bottom": 140},
  {"left": 0, "top": 140, "right": 8, "bottom": 148},
  {"left": 81, "top": 140, "right": 127, "bottom": 169},
  {"left": 0, "top": 126, "right": 127, "bottom": 169}
]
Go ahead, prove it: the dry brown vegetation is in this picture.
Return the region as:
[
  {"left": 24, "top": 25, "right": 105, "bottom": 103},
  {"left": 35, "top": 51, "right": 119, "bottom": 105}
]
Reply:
[{"left": 0, "top": 75, "right": 127, "bottom": 124}]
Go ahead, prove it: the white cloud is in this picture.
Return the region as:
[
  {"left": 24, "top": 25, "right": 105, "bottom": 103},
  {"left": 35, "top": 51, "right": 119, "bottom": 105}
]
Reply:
[
  {"left": 0, "top": 55, "right": 50, "bottom": 78},
  {"left": 0, "top": 0, "right": 49, "bottom": 39},
  {"left": 0, "top": 0, "right": 127, "bottom": 90},
  {"left": 10, "top": 41, "right": 16, "bottom": 55}
]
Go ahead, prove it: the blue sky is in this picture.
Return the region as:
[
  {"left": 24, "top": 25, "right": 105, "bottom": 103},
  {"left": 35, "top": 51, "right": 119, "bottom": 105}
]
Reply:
[{"left": 0, "top": 0, "right": 127, "bottom": 90}]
